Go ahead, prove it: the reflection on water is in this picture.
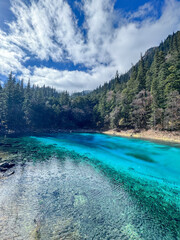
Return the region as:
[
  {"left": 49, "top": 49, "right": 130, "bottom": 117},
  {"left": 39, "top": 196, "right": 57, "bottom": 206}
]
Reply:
[{"left": 0, "top": 133, "right": 180, "bottom": 240}]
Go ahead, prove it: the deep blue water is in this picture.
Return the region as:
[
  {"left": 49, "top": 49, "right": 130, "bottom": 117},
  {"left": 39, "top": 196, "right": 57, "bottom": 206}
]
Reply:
[{"left": 0, "top": 133, "right": 180, "bottom": 240}]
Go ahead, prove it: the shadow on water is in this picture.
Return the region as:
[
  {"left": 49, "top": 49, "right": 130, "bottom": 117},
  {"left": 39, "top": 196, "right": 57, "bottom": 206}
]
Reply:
[
  {"left": 126, "top": 153, "right": 155, "bottom": 163},
  {"left": 0, "top": 134, "right": 180, "bottom": 239}
]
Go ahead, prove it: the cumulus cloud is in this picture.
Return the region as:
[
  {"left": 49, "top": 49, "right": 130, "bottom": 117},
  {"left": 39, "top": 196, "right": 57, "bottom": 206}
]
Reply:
[
  {"left": 20, "top": 65, "right": 116, "bottom": 93},
  {"left": 0, "top": 0, "right": 180, "bottom": 92}
]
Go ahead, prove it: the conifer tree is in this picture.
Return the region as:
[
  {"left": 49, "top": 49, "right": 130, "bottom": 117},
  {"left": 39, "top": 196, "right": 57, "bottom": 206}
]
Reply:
[{"left": 137, "top": 55, "right": 146, "bottom": 92}]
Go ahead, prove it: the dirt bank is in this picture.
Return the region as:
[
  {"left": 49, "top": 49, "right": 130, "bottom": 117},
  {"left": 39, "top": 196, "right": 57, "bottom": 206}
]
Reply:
[{"left": 103, "top": 129, "right": 180, "bottom": 144}]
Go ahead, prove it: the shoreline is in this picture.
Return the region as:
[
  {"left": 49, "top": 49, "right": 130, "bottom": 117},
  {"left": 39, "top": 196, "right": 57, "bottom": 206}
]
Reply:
[
  {"left": 103, "top": 129, "right": 180, "bottom": 144},
  {"left": 0, "top": 128, "right": 100, "bottom": 137},
  {"left": 1, "top": 128, "right": 180, "bottom": 144}
]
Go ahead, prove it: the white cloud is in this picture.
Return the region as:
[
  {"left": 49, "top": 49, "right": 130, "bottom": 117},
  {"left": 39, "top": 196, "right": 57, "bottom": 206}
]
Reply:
[
  {"left": 128, "top": 3, "right": 155, "bottom": 20},
  {"left": 20, "top": 65, "right": 116, "bottom": 93},
  {"left": 0, "top": 0, "right": 180, "bottom": 92},
  {"left": 0, "top": 30, "right": 29, "bottom": 76},
  {"left": 8, "top": 0, "right": 63, "bottom": 61}
]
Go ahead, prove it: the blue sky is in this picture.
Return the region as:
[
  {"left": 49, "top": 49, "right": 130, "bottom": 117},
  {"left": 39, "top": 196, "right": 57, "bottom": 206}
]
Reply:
[{"left": 0, "top": 0, "right": 180, "bottom": 92}]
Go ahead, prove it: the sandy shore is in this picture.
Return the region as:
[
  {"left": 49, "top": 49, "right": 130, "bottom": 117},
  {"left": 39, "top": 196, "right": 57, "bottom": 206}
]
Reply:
[{"left": 103, "top": 129, "right": 180, "bottom": 144}]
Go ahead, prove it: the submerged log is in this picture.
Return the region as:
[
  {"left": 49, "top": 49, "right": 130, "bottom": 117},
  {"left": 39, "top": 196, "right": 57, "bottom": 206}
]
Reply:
[
  {"left": 0, "top": 167, "right": 8, "bottom": 172},
  {"left": 0, "top": 162, "right": 15, "bottom": 170},
  {"left": 7, "top": 171, "right": 15, "bottom": 176}
]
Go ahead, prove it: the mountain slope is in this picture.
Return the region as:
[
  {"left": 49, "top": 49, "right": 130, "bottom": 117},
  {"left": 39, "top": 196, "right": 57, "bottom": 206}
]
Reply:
[
  {"left": 0, "top": 31, "right": 180, "bottom": 132},
  {"left": 88, "top": 31, "right": 180, "bottom": 131}
]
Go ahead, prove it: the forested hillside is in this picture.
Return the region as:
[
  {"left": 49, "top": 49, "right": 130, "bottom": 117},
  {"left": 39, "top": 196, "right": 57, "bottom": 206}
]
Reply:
[
  {"left": 90, "top": 31, "right": 180, "bottom": 131},
  {"left": 0, "top": 31, "right": 180, "bottom": 132}
]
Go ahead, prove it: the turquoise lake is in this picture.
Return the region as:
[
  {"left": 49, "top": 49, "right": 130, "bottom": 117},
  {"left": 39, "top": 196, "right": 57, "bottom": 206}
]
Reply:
[{"left": 0, "top": 133, "right": 180, "bottom": 239}]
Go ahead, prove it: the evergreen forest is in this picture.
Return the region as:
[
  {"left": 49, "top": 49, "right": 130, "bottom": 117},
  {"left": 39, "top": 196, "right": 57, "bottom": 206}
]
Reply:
[{"left": 0, "top": 31, "right": 180, "bottom": 132}]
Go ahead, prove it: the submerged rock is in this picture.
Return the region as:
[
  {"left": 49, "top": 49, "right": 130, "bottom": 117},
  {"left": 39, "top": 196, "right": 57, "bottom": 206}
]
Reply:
[
  {"left": 74, "top": 194, "right": 87, "bottom": 207},
  {"left": 0, "top": 162, "right": 15, "bottom": 169},
  {"left": 0, "top": 162, "right": 15, "bottom": 173}
]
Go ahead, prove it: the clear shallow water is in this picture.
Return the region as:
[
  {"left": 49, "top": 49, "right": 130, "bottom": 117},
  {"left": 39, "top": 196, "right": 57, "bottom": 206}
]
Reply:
[{"left": 0, "top": 133, "right": 180, "bottom": 240}]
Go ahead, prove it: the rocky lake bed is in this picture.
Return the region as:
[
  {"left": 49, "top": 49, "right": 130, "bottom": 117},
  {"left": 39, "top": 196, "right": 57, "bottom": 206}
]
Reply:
[{"left": 0, "top": 133, "right": 180, "bottom": 240}]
